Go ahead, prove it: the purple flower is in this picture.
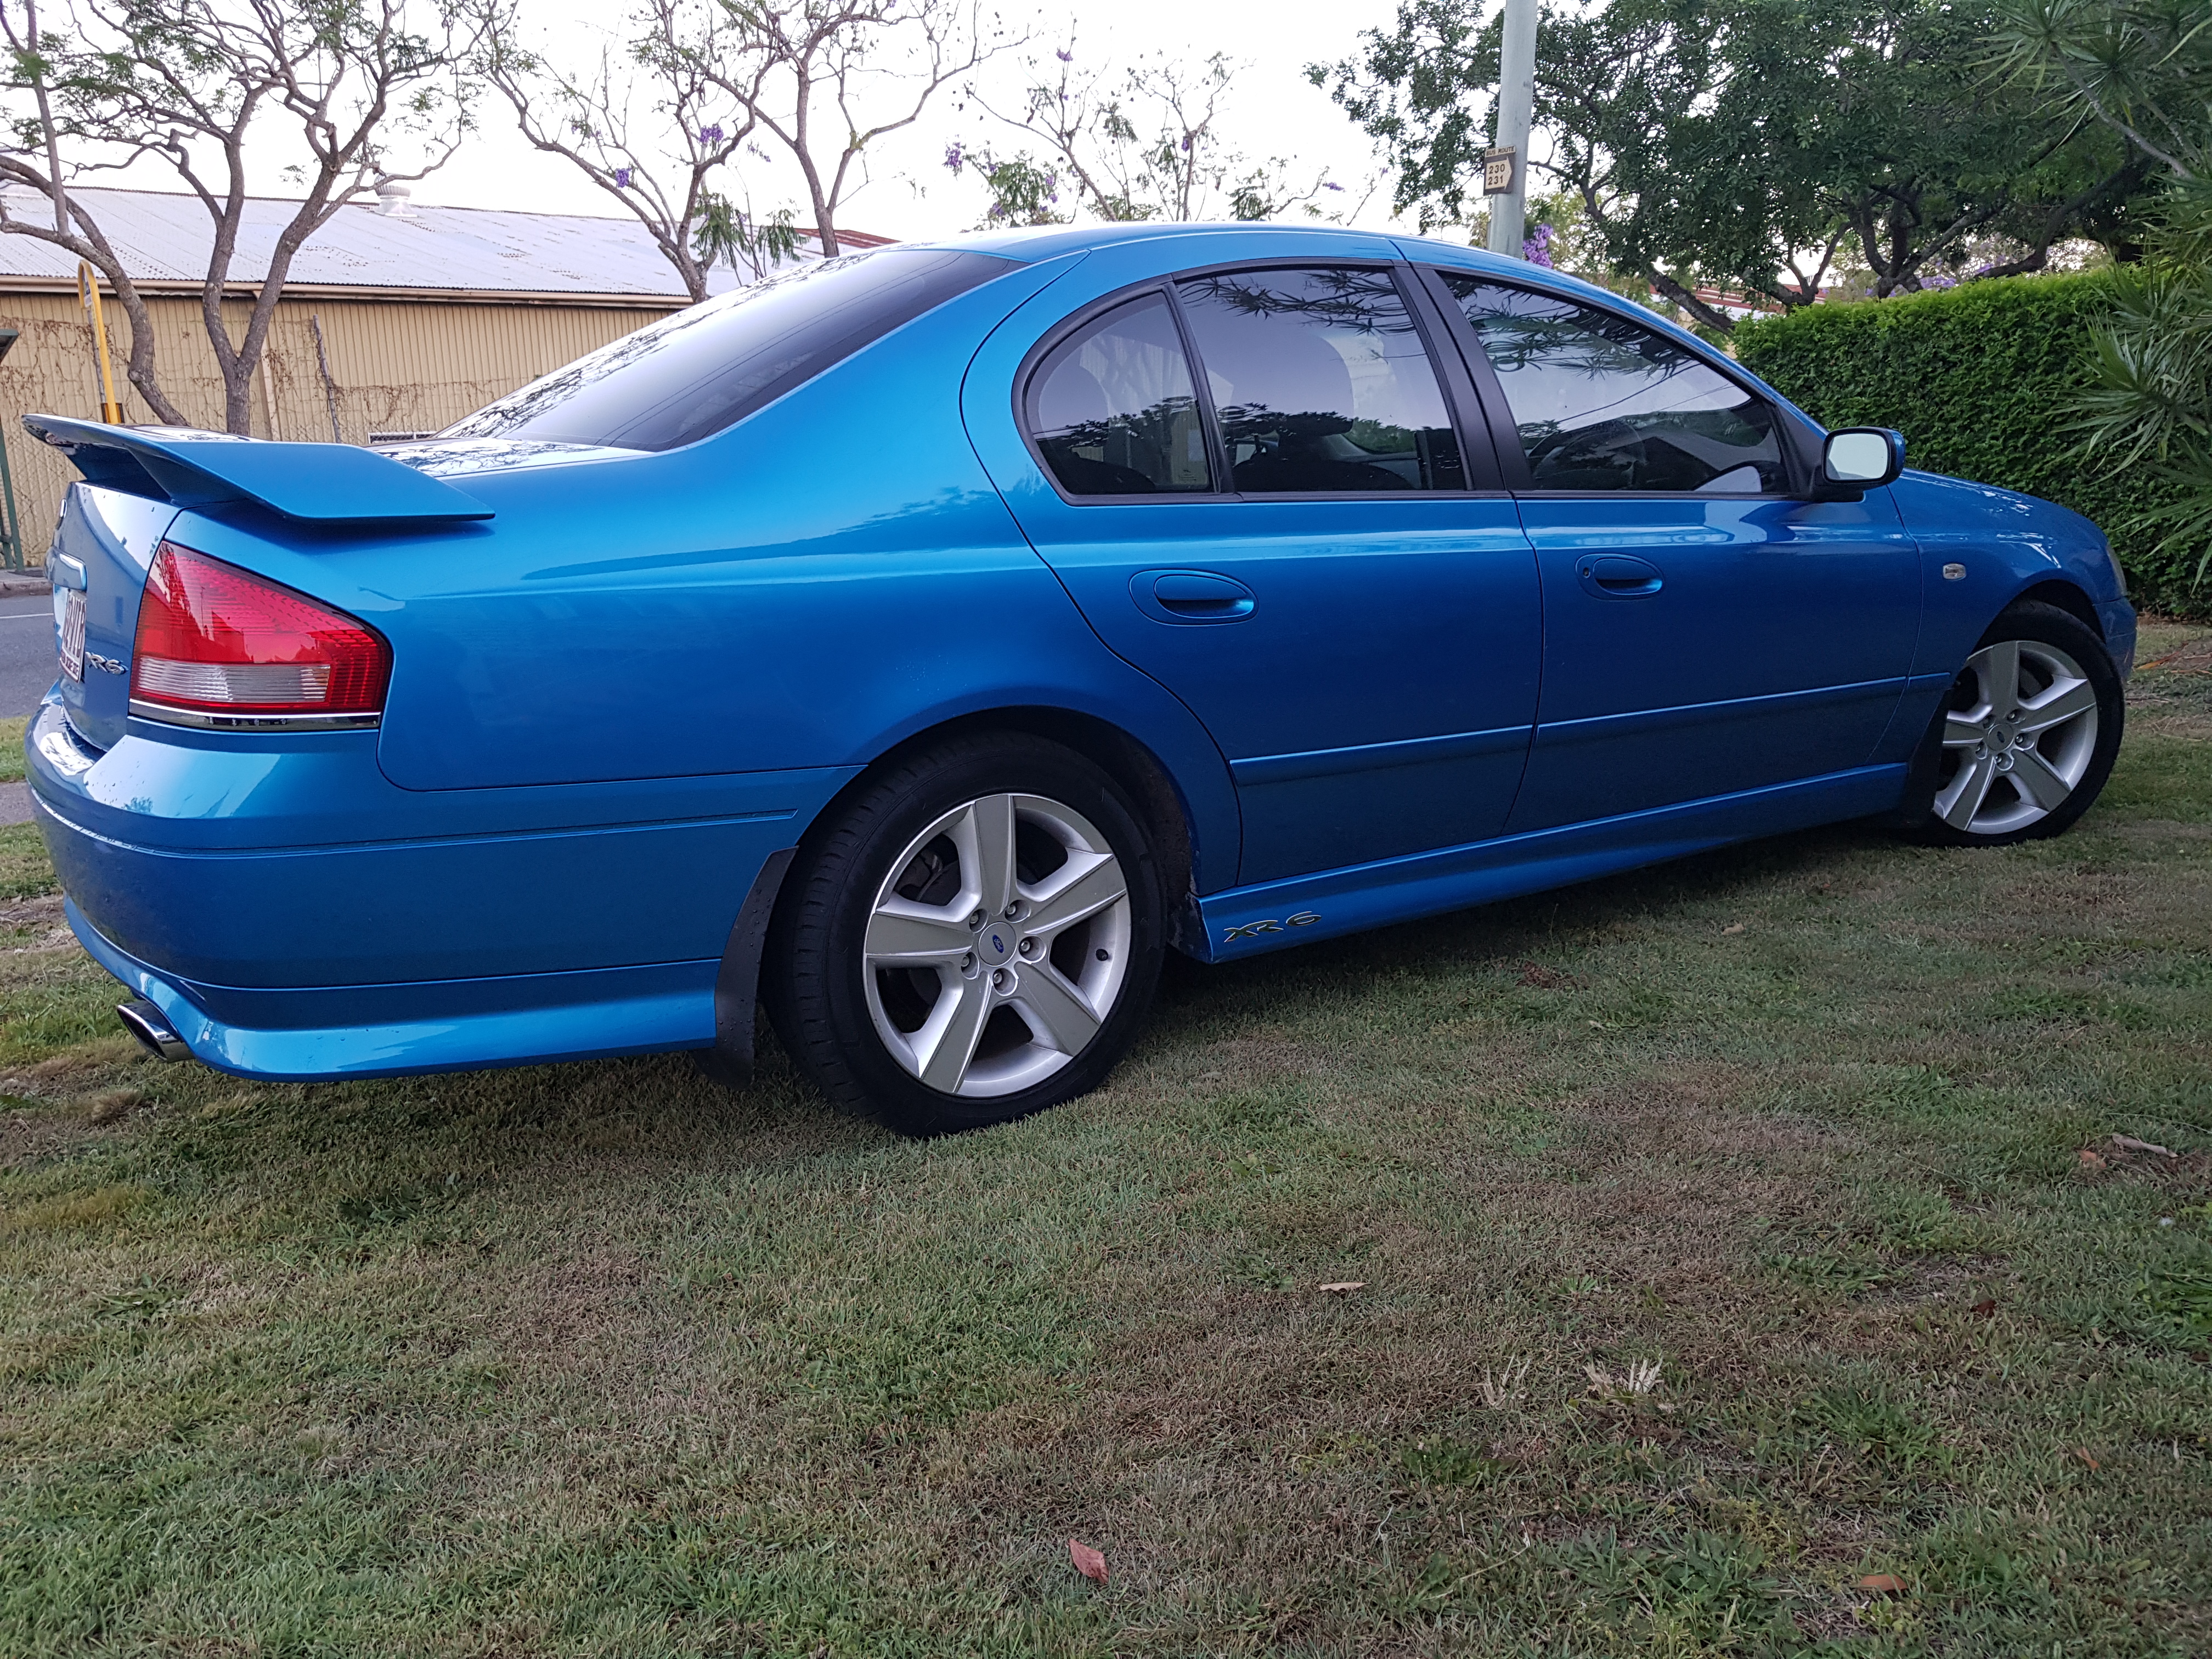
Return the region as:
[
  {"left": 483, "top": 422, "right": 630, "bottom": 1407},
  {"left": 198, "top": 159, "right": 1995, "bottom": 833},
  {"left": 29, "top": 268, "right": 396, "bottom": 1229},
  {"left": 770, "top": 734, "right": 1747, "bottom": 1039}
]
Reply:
[
  {"left": 613, "top": 166, "right": 633, "bottom": 189},
  {"left": 1523, "top": 223, "right": 1555, "bottom": 267},
  {"left": 698, "top": 123, "right": 724, "bottom": 145},
  {"left": 1180, "top": 134, "right": 1191, "bottom": 152},
  {"left": 1322, "top": 181, "right": 1344, "bottom": 192},
  {"left": 944, "top": 143, "right": 964, "bottom": 173},
  {"left": 988, "top": 202, "right": 1004, "bottom": 218},
  {"left": 1056, "top": 47, "right": 1071, "bottom": 61}
]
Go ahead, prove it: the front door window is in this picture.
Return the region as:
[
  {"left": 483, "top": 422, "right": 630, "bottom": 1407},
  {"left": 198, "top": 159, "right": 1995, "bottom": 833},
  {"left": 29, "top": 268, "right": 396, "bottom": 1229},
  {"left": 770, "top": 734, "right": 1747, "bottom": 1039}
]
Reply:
[{"left": 1442, "top": 276, "right": 1786, "bottom": 494}]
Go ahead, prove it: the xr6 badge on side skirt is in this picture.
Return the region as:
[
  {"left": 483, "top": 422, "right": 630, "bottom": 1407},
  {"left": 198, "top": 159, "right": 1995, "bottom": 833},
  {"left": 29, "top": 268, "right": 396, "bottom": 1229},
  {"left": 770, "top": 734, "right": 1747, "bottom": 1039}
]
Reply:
[{"left": 1223, "top": 912, "right": 1320, "bottom": 943}]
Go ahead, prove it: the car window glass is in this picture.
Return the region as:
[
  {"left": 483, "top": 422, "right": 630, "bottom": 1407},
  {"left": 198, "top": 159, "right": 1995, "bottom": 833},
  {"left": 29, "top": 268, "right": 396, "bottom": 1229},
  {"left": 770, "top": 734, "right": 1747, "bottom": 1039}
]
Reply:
[
  {"left": 1028, "top": 294, "right": 1211, "bottom": 495},
  {"left": 1174, "top": 267, "right": 1466, "bottom": 493},
  {"left": 1442, "top": 275, "right": 1786, "bottom": 493},
  {"left": 442, "top": 248, "right": 1013, "bottom": 453}
]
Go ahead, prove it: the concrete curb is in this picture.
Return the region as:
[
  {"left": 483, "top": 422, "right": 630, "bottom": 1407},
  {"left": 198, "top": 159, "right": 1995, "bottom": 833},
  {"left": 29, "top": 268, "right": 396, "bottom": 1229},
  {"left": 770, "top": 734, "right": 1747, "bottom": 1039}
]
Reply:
[{"left": 0, "top": 571, "right": 47, "bottom": 597}]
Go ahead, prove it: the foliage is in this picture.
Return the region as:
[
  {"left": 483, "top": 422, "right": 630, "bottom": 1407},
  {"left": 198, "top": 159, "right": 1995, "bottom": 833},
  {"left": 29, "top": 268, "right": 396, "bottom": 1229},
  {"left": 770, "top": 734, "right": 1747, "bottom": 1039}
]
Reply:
[
  {"left": 0, "top": 0, "right": 478, "bottom": 431},
  {"left": 1993, "top": 0, "right": 2212, "bottom": 598},
  {"left": 1735, "top": 270, "right": 2205, "bottom": 614},
  {"left": 1316, "top": 0, "right": 2158, "bottom": 334},
  {"left": 955, "top": 42, "right": 1349, "bottom": 226},
  {"left": 475, "top": 0, "right": 783, "bottom": 303},
  {"left": 691, "top": 190, "right": 797, "bottom": 276},
  {"left": 712, "top": 0, "right": 1006, "bottom": 255}
]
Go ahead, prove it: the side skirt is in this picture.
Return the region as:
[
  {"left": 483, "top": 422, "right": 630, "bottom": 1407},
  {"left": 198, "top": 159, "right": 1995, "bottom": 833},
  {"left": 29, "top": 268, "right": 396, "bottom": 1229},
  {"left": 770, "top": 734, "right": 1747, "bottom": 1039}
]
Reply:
[{"left": 1193, "top": 764, "right": 1908, "bottom": 962}]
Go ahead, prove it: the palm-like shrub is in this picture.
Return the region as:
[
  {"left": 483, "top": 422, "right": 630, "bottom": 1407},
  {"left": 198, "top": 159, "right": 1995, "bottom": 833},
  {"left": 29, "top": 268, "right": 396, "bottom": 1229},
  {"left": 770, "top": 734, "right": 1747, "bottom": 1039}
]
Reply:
[{"left": 1996, "top": 0, "right": 2212, "bottom": 592}]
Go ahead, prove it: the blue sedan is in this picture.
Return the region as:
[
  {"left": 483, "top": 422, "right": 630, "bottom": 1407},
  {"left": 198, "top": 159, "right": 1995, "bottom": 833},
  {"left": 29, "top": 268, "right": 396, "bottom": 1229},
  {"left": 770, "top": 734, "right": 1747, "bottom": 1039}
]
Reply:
[{"left": 24, "top": 224, "right": 2134, "bottom": 1134}]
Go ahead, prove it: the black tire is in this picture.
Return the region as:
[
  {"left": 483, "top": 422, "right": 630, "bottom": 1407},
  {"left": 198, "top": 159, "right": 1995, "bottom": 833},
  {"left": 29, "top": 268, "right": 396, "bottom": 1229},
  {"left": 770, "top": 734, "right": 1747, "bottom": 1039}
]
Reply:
[
  {"left": 1901, "top": 599, "right": 2123, "bottom": 848},
  {"left": 763, "top": 732, "right": 1165, "bottom": 1136}
]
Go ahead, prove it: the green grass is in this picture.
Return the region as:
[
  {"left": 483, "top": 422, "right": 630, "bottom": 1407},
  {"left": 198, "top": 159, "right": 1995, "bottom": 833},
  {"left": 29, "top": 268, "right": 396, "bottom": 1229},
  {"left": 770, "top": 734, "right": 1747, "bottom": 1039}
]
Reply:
[
  {"left": 2, "top": 627, "right": 2209, "bottom": 1656},
  {"left": 0, "top": 714, "right": 26, "bottom": 784}
]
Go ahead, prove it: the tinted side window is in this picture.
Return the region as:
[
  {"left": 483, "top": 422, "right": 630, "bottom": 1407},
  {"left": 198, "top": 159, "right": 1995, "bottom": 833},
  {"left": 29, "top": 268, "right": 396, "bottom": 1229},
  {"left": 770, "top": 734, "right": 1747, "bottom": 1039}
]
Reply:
[
  {"left": 1028, "top": 294, "right": 1210, "bottom": 495},
  {"left": 1175, "top": 267, "right": 1465, "bottom": 493},
  {"left": 1443, "top": 276, "right": 1786, "bottom": 493},
  {"left": 443, "top": 248, "right": 1013, "bottom": 453}
]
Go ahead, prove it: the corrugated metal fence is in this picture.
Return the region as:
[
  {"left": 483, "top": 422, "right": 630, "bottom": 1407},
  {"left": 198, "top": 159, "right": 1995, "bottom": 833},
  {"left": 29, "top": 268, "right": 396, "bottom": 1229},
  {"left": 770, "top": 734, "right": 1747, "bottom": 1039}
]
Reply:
[{"left": 0, "top": 292, "right": 666, "bottom": 561}]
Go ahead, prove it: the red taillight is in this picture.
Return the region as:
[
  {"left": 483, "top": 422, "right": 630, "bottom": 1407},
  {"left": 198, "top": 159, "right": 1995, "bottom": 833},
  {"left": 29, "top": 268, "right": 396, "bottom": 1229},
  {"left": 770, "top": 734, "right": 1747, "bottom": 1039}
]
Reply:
[{"left": 131, "top": 541, "right": 391, "bottom": 723}]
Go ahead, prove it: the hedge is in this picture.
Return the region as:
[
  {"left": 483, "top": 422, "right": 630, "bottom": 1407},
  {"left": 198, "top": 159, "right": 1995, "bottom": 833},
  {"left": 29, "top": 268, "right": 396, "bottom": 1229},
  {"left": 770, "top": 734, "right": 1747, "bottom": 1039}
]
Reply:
[{"left": 1734, "top": 271, "right": 2204, "bottom": 618}]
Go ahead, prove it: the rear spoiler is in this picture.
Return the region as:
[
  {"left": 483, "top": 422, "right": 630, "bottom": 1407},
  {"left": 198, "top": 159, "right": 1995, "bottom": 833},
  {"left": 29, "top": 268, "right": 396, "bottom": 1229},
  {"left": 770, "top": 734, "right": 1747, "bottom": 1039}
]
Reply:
[{"left": 22, "top": 414, "right": 494, "bottom": 524}]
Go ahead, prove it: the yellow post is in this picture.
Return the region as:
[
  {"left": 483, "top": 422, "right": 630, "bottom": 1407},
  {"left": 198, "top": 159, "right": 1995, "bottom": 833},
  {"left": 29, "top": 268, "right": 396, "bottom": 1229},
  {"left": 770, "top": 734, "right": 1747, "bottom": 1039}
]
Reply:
[{"left": 76, "top": 261, "right": 124, "bottom": 424}]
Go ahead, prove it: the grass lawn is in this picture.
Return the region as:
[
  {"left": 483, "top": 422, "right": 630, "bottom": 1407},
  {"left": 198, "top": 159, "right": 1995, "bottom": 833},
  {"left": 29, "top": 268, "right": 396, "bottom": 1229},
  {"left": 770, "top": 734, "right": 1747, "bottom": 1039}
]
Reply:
[{"left": 2, "top": 627, "right": 2209, "bottom": 1658}]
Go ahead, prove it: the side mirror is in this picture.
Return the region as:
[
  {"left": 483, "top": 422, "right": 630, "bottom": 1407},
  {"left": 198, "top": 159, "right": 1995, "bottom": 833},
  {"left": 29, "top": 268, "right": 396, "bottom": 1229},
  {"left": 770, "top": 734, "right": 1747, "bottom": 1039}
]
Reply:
[{"left": 1819, "top": 427, "right": 1905, "bottom": 494}]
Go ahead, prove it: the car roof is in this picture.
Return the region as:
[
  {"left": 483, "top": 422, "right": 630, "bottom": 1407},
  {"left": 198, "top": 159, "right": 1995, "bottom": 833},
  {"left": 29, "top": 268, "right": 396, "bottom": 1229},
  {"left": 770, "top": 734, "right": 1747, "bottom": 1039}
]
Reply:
[{"left": 904, "top": 220, "right": 1531, "bottom": 276}]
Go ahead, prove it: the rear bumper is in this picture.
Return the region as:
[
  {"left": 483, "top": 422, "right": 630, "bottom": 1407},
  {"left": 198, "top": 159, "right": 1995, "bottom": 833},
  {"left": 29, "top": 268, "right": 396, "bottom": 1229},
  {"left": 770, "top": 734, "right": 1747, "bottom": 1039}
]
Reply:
[
  {"left": 70, "top": 896, "right": 719, "bottom": 1079},
  {"left": 27, "top": 698, "right": 856, "bottom": 1078}
]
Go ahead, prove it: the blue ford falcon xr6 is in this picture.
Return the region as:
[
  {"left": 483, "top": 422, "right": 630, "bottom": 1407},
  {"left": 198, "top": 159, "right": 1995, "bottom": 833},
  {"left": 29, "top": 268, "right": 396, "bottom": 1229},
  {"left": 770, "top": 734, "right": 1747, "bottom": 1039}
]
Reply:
[{"left": 25, "top": 224, "right": 2134, "bottom": 1134}]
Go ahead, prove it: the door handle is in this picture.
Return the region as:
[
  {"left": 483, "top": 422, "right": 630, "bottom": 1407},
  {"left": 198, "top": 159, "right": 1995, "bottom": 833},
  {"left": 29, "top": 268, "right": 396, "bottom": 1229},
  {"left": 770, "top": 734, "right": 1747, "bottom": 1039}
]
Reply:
[
  {"left": 1577, "top": 555, "right": 1664, "bottom": 599},
  {"left": 1132, "top": 569, "right": 1256, "bottom": 624}
]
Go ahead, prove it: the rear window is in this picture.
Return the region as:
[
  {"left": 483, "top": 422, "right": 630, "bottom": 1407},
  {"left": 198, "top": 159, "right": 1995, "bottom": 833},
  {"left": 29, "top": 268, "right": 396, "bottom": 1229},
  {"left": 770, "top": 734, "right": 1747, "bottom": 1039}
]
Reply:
[{"left": 439, "top": 248, "right": 1015, "bottom": 453}]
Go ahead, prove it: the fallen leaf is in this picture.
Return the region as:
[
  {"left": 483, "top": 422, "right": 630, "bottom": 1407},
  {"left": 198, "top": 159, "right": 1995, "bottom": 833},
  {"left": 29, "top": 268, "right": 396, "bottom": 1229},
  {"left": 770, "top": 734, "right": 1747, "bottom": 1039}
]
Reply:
[
  {"left": 1320, "top": 1281, "right": 1367, "bottom": 1293},
  {"left": 1069, "top": 1538, "right": 1107, "bottom": 1584},
  {"left": 1722, "top": 922, "right": 1745, "bottom": 934},
  {"left": 1857, "top": 1573, "right": 1905, "bottom": 1594},
  {"left": 2072, "top": 1447, "right": 2100, "bottom": 1470},
  {"left": 1969, "top": 1298, "right": 1997, "bottom": 1318},
  {"left": 2110, "top": 1133, "right": 2178, "bottom": 1158},
  {"left": 2078, "top": 1148, "right": 2107, "bottom": 1171}
]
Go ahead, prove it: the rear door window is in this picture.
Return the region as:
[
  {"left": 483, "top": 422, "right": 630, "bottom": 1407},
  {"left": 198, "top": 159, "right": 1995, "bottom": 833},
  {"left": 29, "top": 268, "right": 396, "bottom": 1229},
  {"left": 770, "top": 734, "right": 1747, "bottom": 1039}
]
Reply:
[
  {"left": 1027, "top": 293, "right": 1211, "bottom": 495},
  {"left": 1441, "top": 275, "right": 1787, "bottom": 494},
  {"left": 1175, "top": 266, "right": 1466, "bottom": 493}
]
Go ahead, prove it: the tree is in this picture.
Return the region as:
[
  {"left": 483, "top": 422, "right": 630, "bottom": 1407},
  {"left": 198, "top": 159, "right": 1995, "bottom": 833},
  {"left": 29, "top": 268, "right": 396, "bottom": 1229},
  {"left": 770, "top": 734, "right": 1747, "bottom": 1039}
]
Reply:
[
  {"left": 1316, "top": 0, "right": 2155, "bottom": 333},
  {"left": 476, "top": 0, "right": 792, "bottom": 303},
  {"left": 954, "top": 42, "right": 1344, "bottom": 227},
  {"left": 1995, "top": 0, "right": 2212, "bottom": 585},
  {"left": 0, "top": 0, "right": 478, "bottom": 433},
  {"left": 703, "top": 0, "right": 1006, "bottom": 257}
]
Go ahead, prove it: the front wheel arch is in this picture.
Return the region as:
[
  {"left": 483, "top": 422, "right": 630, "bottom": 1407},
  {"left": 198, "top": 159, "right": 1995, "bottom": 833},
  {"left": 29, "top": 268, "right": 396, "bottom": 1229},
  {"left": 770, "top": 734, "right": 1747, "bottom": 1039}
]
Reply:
[
  {"left": 2010, "top": 578, "right": 2102, "bottom": 638},
  {"left": 1898, "top": 598, "right": 2123, "bottom": 847}
]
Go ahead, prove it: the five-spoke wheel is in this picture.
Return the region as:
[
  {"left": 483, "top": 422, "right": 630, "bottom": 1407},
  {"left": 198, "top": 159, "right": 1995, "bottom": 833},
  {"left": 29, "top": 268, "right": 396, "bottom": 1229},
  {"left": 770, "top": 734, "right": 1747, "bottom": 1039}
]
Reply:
[
  {"left": 765, "top": 732, "right": 1163, "bottom": 1135},
  {"left": 863, "top": 792, "right": 1132, "bottom": 1098},
  {"left": 1911, "top": 601, "right": 2123, "bottom": 847}
]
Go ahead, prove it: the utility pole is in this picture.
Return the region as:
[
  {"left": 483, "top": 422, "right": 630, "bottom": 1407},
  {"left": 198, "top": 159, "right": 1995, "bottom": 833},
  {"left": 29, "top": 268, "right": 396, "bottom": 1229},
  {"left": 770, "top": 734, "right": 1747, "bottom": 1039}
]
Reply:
[{"left": 1486, "top": 0, "right": 1537, "bottom": 259}]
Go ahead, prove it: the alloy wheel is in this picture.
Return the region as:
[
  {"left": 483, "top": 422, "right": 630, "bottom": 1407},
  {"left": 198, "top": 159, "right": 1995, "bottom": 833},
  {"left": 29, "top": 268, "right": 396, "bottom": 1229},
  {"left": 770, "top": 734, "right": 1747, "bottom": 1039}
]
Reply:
[
  {"left": 1933, "top": 637, "right": 2101, "bottom": 836},
  {"left": 861, "top": 792, "right": 1132, "bottom": 1097}
]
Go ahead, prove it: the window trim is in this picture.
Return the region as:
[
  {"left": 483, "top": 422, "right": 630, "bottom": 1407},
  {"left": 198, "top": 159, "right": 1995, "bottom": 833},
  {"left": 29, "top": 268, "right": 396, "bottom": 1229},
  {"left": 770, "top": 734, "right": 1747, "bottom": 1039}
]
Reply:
[
  {"left": 1014, "top": 257, "right": 1511, "bottom": 506},
  {"left": 1415, "top": 264, "right": 1814, "bottom": 501}
]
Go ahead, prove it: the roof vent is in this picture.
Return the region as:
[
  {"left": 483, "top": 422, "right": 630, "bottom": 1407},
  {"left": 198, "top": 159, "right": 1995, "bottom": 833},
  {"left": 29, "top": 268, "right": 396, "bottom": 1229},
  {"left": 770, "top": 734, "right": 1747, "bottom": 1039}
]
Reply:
[{"left": 374, "top": 179, "right": 416, "bottom": 218}]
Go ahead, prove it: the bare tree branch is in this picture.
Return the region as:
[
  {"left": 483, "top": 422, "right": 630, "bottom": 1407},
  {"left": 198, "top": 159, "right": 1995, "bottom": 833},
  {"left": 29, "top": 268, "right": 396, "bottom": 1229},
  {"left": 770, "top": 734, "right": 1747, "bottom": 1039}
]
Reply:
[{"left": 3, "top": 0, "right": 479, "bottom": 432}]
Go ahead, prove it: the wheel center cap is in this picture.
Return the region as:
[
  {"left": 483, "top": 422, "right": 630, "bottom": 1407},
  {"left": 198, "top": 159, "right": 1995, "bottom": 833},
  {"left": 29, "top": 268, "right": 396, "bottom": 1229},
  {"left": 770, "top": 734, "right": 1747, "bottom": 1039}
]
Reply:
[
  {"left": 977, "top": 922, "right": 1017, "bottom": 966},
  {"left": 1987, "top": 724, "right": 2013, "bottom": 752}
]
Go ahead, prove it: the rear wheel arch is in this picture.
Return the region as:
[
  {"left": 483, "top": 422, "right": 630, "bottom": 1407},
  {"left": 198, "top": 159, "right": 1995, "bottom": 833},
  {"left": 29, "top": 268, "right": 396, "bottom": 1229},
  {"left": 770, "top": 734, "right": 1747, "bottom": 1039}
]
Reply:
[
  {"left": 759, "top": 723, "right": 1171, "bottom": 1131},
  {"left": 702, "top": 707, "right": 1207, "bottom": 1092},
  {"left": 838, "top": 707, "right": 1201, "bottom": 927}
]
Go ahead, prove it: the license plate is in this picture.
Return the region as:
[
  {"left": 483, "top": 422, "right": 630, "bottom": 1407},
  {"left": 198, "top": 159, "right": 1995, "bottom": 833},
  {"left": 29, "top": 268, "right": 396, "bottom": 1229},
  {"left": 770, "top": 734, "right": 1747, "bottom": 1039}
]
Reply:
[{"left": 58, "top": 586, "right": 85, "bottom": 682}]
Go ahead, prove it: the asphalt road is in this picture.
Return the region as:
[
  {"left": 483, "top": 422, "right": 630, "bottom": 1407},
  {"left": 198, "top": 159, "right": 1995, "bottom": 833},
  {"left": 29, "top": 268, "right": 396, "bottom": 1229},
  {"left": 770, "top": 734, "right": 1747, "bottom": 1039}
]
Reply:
[
  {"left": 0, "top": 592, "right": 57, "bottom": 718},
  {"left": 0, "top": 592, "right": 55, "bottom": 823}
]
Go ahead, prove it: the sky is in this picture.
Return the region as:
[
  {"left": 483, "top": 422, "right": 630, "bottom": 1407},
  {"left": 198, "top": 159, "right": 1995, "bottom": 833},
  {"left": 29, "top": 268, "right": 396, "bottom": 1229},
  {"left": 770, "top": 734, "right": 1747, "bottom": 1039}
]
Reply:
[{"left": 394, "top": 0, "right": 1438, "bottom": 240}]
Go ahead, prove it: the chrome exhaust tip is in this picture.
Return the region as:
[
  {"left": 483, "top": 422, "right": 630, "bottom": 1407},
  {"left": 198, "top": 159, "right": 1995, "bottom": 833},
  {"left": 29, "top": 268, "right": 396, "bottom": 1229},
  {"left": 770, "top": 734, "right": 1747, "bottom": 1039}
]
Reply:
[{"left": 116, "top": 999, "right": 190, "bottom": 1062}]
